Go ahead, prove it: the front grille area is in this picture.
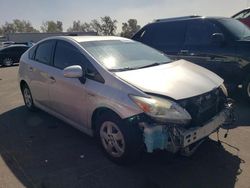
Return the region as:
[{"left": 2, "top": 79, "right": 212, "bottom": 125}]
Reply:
[{"left": 178, "top": 88, "right": 226, "bottom": 127}]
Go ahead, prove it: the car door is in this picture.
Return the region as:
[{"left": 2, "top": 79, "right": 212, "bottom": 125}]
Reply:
[
  {"left": 48, "top": 40, "right": 89, "bottom": 125},
  {"left": 28, "top": 40, "right": 55, "bottom": 108},
  {"left": 179, "top": 20, "right": 238, "bottom": 85}
]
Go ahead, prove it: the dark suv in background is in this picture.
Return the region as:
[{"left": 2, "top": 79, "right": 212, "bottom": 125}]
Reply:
[{"left": 132, "top": 16, "right": 250, "bottom": 101}]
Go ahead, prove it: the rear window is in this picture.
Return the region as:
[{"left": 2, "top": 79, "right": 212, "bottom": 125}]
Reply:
[{"left": 148, "top": 22, "right": 186, "bottom": 45}]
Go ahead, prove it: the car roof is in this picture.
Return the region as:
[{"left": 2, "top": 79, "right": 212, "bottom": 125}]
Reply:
[
  {"left": 153, "top": 16, "right": 230, "bottom": 23},
  {"left": 47, "top": 35, "right": 132, "bottom": 43}
]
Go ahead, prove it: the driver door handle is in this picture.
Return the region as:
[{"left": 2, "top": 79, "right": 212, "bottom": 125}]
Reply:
[{"left": 49, "top": 76, "right": 56, "bottom": 83}]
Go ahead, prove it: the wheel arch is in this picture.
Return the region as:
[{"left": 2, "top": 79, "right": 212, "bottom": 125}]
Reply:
[
  {"left": 20, "top": 80, "right": 28, "bottom": 91},
  {"left": 91, "top": 107, "right": 122, "bottom": 133}
]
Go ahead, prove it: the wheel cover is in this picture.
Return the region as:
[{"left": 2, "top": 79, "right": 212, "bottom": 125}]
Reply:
[
  {"left": 3, "top": 58, "right": 13, "bottom": 66},
  {"left": 100, "top": 121, "right": 125, "bottom": 158},
  {"left": 23, "top": 88, "right": 32, "bottom": 108}
]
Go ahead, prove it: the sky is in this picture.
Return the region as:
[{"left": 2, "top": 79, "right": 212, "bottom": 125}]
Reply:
[{"left": 0, "top": 0, "right": 248, "bottom": 32}]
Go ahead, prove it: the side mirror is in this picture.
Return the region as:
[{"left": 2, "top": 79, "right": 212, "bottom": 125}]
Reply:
[
  {"left": 211, "top": 33, "right": 225, "bottom": 46},
  {"left": 63, "top": 65, "right": 83, "bottom": 78}
]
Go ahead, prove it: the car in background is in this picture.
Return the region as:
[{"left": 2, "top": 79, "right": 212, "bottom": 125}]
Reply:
[
  {"left": 18, "top": 36, "right": 233, "bottom": 163},
  {"left": 232, "top": 8, "right": 250, "bottom": 27},
  {"left": 132, "top": 16, "right": 250, "bottom": 101},
  {"left": 1, "top": 41, "right": 15, "bottom": 47},
  {"left": 0, "top": 44, "right": 30, "bottom": 67}
]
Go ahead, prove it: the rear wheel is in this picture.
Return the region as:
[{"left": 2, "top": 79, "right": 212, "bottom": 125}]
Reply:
[
  {"left": 96, "top": 112, "right": 143, "bottom": 164},
  {"left": 21, "top": 84, "right": 36, "bottom": 111},
  {"left": 3, "top": 57, "right": 14, "bottom": 67},
  {"left": 243, "top": 75, "right": 250, "bottom": 102}
]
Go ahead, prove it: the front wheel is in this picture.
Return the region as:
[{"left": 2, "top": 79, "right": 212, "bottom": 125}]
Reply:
[
  {"left": 243, "top": 75, "right": 250, "bottom": 102},
  {"left": 96, "top": 112, "right": 143, "bottom": 164}
]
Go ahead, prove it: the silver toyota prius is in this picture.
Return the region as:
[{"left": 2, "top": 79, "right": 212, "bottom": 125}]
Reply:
[{"left": 18, "top": 36, "right": 233, "bottom": 163}]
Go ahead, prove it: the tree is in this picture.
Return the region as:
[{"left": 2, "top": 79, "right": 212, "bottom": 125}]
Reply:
[
  {"left": 0, "top": 19, "right": 39, "bottom": 34},
  {"left": 67, "top": 20, "right": 92, "bottom": 32},
  {"left": 120, "top": 19, "right": 141, "bottom": 38},
  {"left": 41, "top": 21, "right": 63, "bottom": 32},
  {"left": 67, "top": 16, "right": 117, "bottom": 36},
  {"left": 90, "top": 16, "right": 117, "bottom": 36}
]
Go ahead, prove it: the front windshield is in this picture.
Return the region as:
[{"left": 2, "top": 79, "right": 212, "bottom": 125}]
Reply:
[
  {"left": 218, "top": 18, "right": 250, "bottom": 40},
  {"left": 80, "top": 40, "right": 171, "bottom": 71}
]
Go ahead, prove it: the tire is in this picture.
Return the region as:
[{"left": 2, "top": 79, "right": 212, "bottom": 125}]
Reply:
[
  {"left": 96, "top": 112, "right": 143, "bottom": 164},
  {"left": 3, "top": 57, "right": 14, "bottom": 67},
  {"left": 21, "top": 84, "right": 36, "bottom": 111},
  {"left": 243, "top": 75, "right": 250, "bottom": 102}
]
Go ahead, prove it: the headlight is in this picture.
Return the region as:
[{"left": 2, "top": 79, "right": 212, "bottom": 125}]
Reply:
[
  {"left": 129, "top": 95, "right": 191, "bottom": 124},
  {"left": 220, "top": 83, "right": 228, "bottom": 97}
]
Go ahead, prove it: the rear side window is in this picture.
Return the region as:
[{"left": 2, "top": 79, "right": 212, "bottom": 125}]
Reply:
[
  {"left": 150, "top": 22, "right": 186, "bottom": 45},
  {"left": 35, "top": 41, "right": 54, "bottom": 65},
  {"left": 28, "top": 46, "right": 37, "bottom": 60},
  {"left": 54, "top": 41, "right": 83, "bottom": 69},
  {"left": 185, "top": 20, "right": 221, "bottom": 45}
]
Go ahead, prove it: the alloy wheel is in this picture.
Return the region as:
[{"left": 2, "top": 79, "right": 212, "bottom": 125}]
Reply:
[{"left": 100, "top": 121, "right": 125, "bottom": 158}]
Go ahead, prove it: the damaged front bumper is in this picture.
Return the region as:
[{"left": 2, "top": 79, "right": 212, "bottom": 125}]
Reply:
[{"left": 137, "top": 103, "right": 234, "bottom": 155}]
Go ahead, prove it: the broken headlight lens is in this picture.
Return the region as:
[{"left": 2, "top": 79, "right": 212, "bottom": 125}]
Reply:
[
  {"left": 220, "top": 83, "right": 228, "bottom": 97},
  {"left": 129, "top": 95, "right": 191, "bottom": 124}
]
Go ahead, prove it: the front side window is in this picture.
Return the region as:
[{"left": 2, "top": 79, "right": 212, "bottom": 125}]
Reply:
[
  {"left": 185, "top": 20, "right": 221, "bottom": 45},
  {"left": 54, "top": 40, "right": 104, "bottom": 82},
  {"left": 35, "top": 41, "right": 54, "bottom": 65},
  {"left": 81, "top": 40, "right": 171, "bottom": 71},
  {"left": 54, "top": 41, "right": 83, "bottom": 69},
  {"left": 217, "top": 18, "right": 250, "bottom": 40}
]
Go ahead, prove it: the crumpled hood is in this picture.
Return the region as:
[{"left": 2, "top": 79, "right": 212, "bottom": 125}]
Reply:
[{"left": 115, "top": 59, "right": 223, "bottom": 100}]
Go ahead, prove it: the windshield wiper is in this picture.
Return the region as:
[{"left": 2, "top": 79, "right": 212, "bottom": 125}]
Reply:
[
  {"left": 135, "top": 62, "right": 160, "bottom": 69},
  {"left": 135, "top": 62, "right": 170, "bottom": 69},
  {"left": 110, "top": 62, "right": 170, "bottom": 72},
  {"left": 109, "top": 67, "right": 136, "bottom": 72}
]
